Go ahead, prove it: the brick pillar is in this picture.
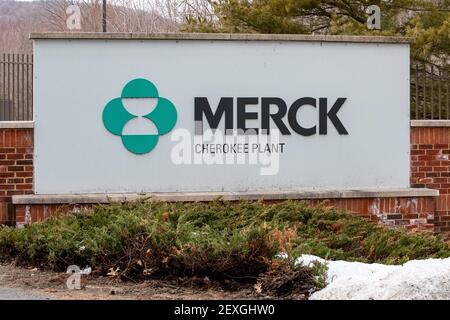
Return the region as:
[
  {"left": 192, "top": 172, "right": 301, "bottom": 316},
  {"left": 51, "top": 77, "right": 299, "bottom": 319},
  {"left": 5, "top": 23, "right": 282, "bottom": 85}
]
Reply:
[
  {"left": 411, "top": 124, "right": 450, "bottom": 233},
  {"left": 0, "top": 125, "right": 34, "bottom": 225}
]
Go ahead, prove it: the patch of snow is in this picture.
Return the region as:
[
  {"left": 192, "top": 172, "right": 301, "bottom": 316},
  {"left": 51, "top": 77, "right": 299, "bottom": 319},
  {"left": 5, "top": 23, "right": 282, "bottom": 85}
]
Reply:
[
  {"left": 296, "top": 255, "right": 450, "bottom": 300},
  {"left": 275, "top": 252, "right": 289, "bottom": 259}
]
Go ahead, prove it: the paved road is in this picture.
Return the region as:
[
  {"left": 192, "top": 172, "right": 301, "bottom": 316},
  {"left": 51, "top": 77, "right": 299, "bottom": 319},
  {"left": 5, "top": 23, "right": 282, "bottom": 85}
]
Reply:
[{"left": 0, "top": 287, "right": 52, "bottom": 300}]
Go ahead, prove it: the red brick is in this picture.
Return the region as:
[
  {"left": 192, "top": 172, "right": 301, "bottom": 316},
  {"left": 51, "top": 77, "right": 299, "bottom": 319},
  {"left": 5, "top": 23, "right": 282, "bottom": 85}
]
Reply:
[
  {"left": 0, "top": 160, "right": 15, "bottom": 166},
  {"left": 7, "top": 166, "right": 24, "bottom": 172},
  {"left": 0, "top": 172, "right": 14, "bottom": 178},
  {"left": 6, "top": 154, "right": 23, "bottom": 160},
  {"left": 16, "top": 160, "right": 32, "bottom": 165},
  {"left": 16, "top": 184, "right": 33, "bottom": 190},
  {"left": 6, "top": 190, "right": 28, "bottom": 196},
  {"left": 15, "top": 171, "right": 32, "bottom": 177},
  {"left": 425, "top": 172, "right": 440, "bottom": 177},
  {"left": 418, "top": 155, "right": 436, "bottom": 161},
  {"left": 411, "top": 149, "right": 426, "bottom": 155},
  {"left": 426, "top": 149, "right": 441, "bottom": 155}
]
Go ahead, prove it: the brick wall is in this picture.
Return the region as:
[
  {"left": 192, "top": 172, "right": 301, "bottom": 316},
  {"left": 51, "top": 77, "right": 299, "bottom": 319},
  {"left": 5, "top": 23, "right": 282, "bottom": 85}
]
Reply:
[
  {"left": 15, "top": 196, "right": 436, "bottom": 232},
  {"left": 1, "top": 122, "right": 448, "bottom": 235},
  {"left": 0, "top": 127, "right": 34, "bottom": 225},
  {"left": 411, "top": 125, "right": 450, "bottom": 233}
]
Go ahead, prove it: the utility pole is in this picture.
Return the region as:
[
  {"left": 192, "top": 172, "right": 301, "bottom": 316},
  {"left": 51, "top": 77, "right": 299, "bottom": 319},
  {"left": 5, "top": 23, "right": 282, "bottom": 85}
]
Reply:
[{"left": 102, "top": 0, "right": 107, "bottom": 32}]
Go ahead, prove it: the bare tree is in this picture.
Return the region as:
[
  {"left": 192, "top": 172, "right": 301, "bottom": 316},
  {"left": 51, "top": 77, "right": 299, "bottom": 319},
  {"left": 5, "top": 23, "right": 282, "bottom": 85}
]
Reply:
[
  {"left": 39, "top": 0, "right": 202, "bottom": 33},
  {"left": 0, "top": 0, "right": 45, "bottom": 52},
  {"left": 0, "top": 0, "right": 215, "bottom": 53}
]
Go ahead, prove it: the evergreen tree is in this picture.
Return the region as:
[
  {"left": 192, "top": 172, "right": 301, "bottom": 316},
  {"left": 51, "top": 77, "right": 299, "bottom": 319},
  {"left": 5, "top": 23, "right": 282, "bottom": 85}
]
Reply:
[{"left": 184, "top": 0, "right": 449, "bottom": 63}]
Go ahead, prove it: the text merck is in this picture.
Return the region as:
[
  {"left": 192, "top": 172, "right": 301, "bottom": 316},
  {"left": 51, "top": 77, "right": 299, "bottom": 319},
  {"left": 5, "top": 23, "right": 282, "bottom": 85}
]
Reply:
[{"left": 194, "top": 97, "right": 348, "bottom": 135}]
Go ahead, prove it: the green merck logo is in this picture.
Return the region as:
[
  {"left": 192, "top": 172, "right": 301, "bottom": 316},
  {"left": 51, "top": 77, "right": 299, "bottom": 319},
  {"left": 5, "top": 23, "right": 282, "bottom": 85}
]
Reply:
[{"left": 102, "top": 78, "right": 177, "bottom": 154}]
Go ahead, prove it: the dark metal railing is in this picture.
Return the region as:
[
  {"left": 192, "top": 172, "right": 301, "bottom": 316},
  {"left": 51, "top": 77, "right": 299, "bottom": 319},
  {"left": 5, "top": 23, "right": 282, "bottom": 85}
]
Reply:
[
  {"left": 411, "top": 62, "right": 450, "bottom": 120},
  {"left": 0, "top": 53, "right": 33, "bottom": 121},
  {"left": 0, "top": 54, "right": 448, "bottom": 122}
]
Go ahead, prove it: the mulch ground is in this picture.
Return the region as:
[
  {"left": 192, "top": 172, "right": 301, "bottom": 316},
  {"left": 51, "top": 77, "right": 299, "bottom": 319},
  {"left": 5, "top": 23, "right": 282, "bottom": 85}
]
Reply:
[{"left": 0, "top": 263, "right": 302, "bottom": 300}]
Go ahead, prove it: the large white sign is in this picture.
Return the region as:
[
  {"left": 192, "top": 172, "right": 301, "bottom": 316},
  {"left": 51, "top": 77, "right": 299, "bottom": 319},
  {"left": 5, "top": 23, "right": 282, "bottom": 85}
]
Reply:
[{"left": 33, "top": 35, "right": 410, "bottom": 194}]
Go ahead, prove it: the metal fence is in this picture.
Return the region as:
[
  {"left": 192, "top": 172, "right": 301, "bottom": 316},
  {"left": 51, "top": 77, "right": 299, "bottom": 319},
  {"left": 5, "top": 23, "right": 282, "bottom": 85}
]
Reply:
[
  {"left": 0, "top": 53, "right": 33, "bottom": 121},
  {"left": 411, "top": 62, "right": 450, "bottom": 120},
  {"left": 0, "top": 53, "right": 449, "bottom": 121}
]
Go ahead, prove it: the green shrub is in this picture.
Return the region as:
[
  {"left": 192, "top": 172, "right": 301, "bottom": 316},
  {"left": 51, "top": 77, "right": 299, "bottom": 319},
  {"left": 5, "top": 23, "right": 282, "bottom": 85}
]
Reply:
[{"left": 0, "top": 200, "right": 448, "bottom": 280}]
